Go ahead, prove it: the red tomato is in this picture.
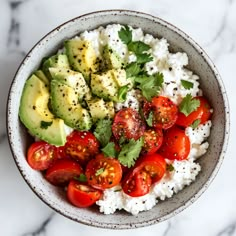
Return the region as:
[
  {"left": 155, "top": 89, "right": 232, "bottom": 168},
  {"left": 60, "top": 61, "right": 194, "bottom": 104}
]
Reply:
[
  {"left": 151, "top": 96, "right": 178, "bottom": 129},
  {"left": 112, "top": 108, "right": 145, "bottom": 141},
  {"left": 67, "top": 180, "right": 102, "bottom": 208},
  {"left": 64, "top": 131, "right": 99, "bottom": 166},
  {"left": 134, "top": 153, "right": 166, "bottom": 183},
  {"left": 142, "top": 128, "right": 163, "bottom": 155},
  {"left": 158, "top": 126, "right": 190, "bottom": 160},
  {"left": 122, "top": 170, "right": 152, "bottom": 197},
  {"left": 176, "top": 96, "right": 212, "bottom": 127},
  {"left": 27, "top": 141, "right": 56, "bottom": 170},
  {"left": 45, "top": 159, "right": 83, "bottom": 186},
  {"left": 85, "top": 156, "right": 122, "bottom": 190}
]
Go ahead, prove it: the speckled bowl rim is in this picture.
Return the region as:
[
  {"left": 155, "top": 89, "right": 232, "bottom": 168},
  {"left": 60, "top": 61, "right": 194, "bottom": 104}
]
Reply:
[{"left": 6, "top": 9, "right": 230, "bottom": 229}]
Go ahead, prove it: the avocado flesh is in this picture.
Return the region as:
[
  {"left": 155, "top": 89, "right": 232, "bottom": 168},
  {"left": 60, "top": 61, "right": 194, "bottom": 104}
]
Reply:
[
  {"left": 34, "top": 70, "right": 49, "bottom": 86},
  {"left": 65, "top": 40, "right": 99, "bottom": 80},
  {"left": 42, "top": 54, "right": 70, "bottom": 80},
  {"left": 48, "top": 67, "right": 91, "bottom": 101},
  {"left": 19, "top": 75, "right": 66, "bottom": 146},
  {"left": 103, "top": 45, "right": 123, "bottom": 70},
  {"left": 50, "top": 80, "right": 92, "bottom": 130},
  {"left": 87, "top": 98, "right": 114, "bottom": 122}
]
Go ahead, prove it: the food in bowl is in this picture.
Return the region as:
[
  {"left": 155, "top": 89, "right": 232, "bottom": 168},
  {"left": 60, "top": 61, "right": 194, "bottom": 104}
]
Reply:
[{"left": 19, "top": 24, "right": 213, "bottom": 215}]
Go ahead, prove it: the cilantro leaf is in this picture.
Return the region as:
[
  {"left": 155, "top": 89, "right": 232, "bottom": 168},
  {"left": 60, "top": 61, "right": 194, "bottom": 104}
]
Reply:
[
  {"left": 191, "top": 119, "right": 201, "bottom": 129},
  {"left": 128, "top": 41, "right": 151, "bottom": 54},
  {"left": 101, "top": 142, "right": 118, "bottom": 158},
  {"left": 118, "top": 137, "right": 144, "bottom": 168},
  {"left": 136, "top": 53, "right": 153, "bottom": 64},
  {"left": 93, "top": 119, "right": 112, "bottom": 147},
  {"left": 136, "top": 72, "right": 164, "bottom": 101},
  {"left": 118, "top": 85, "right": 128, "bottom": 102},
  {"left": 146, "top": 111, "right": 153, "bottom": 127},
  {"left": 166, "top": 164, "right": 175, "bottom": 172},
  {"left": 126, "top": 62, "right": 142, "bottom": 78},
  {"left": 95, "top": 168, "right": 105, "bottom": 176},
  {"left": 179, "top": 94, "right": 200, "bottom": 116},
  {"left": 118, "top": 26, "right": 132, "bottom": 45},
  {"left": 181, "top": 80, "right": 194, "bottom": 90},
  {"left": 74, "top": 174, "right": 87, "bottom": 182},
  {"left": 40, "top": 121, "right": 53, "bottom": 129}
]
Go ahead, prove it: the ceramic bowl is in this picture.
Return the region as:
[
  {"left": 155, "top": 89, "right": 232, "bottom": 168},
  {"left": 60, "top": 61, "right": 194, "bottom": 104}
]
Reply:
[{"left": 7, "top": 10, "right": 230, "bottom": 229}]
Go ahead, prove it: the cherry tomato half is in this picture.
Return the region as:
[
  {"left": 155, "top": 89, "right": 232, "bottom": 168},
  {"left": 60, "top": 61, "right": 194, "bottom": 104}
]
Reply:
[
  {"left": 85, "top": 156, "right": 122, "bottom": 190},
  {"left": 67, "top": 180, "right": 102, "bottom": 208},
  {"left": 134, "top": 153, "right": 166, "bottom": 183},
  {"left": 45, "top": 159, "right": 83, "bottom": 186},
  {"left": 142, "top": 128, "right": 163, "bottom": 155},
  {"left": 151, "top": 96, "right": 178, "bottom": 129},
  {"left": 27, "top": 141, "right": 56, "bottom": 170},
  {"left": 64, "top": 131, "right": 100, "bottom": 166},
  {"left": 122, "top": 170, "right": 152, "bottom": 197},
  {"left": 112, "top": 108, "right": 145, "bottom": 141},
  {"left": 158, "top": 126, "right": 190, "bottom": 160},
  {"left": 176, "top": 96, "right": 212, "bottom": 127}
]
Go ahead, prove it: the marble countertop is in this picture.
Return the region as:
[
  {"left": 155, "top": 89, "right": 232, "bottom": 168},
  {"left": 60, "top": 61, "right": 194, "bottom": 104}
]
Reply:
[{"left": 1, "top": 0, "right": 236, "bottom": 235}]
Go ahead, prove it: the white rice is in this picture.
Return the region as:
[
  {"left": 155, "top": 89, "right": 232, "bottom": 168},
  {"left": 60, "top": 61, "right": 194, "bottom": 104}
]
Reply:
[{"left": 69, "top": 24, "right": 212, "bottom": 215}]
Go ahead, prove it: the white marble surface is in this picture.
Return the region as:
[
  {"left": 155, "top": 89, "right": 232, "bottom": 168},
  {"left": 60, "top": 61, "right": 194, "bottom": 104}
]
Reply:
[{"left": 1, "top": 0, "right": 236, "bottom": 235}]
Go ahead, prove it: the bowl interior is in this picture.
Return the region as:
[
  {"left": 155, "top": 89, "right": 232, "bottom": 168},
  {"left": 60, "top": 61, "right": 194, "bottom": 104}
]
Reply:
[{"left": 7, "top": 10, "right": 229, "bottom": 229}]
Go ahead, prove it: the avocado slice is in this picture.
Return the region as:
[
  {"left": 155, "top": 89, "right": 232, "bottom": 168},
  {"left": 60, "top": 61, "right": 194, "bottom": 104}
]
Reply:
[
  {"left": 49, "top": 67, "right": 91, "bottom": 101},
  {"left": 19, "top": 75, "right": 66, "bottom": 146},
  {"left": 65, "top": 40, "right": 100, "bottom": 80},
  {"left": 103, "top": 45, "right": 124, "bottom": 70},
  {"left": 90, "top": 70, "right": 119, "bottom": 101},
  {"left": 50, "top": 80, "right": 92, "bottom": 130},
  {"left": 42, "top": 54, "right": 70, "bottom": 80},
  {"left": 34, "top": 70, "right": 49, "bottom": 86},
  {"left": 87, "top": 98, "right": 114, "bottom": 122}
]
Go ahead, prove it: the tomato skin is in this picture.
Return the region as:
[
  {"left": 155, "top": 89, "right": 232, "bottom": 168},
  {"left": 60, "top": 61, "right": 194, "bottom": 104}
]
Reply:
[
  {"left": 122, "top": 170, "right": 152, "bottom": 197},
  {"left": 27, "top": 141, "right": 56, "bottom": 170},
  {"left": 176, "top": 96, "right": 212, "bottom": 127},
  {"left": 64, "top": 131, "right": 100, "bottom": 166},
  {"left": 85, "top": 156, "right": 122, "bottom": 190},
  {"left": 112, "top": 108, "right": 145, "bottom": 141},
  {"left": 45, "top": 159, "right": 83, "bottom": 186},
  {"left": 151, "top": 96, "right": 178, "bottom": 129},
  {"left": 67, "top": 180, "right": 102, "bottom": 208},
  {"left": 142, "top": 128, "right": 163, "bottom": 155},
  {"left": 134, "top": 153, "right": 166, "bottom": 183},
  {"left": 158, "top": 126, "right": 190, "bottom": 160}
]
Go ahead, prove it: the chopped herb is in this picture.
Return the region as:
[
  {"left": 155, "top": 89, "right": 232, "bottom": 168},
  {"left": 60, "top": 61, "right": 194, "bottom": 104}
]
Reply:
[
  {"left": 128, "top": 41, "right": 151, "bottom": 54},
  {"left": 114, "top": 189, "right": 122, "bottom": 192},
  {"left": 135, "top": 72, "right": 164, "bottom": 101},
  {"left": 93, "top": 119, "right": 112, "bottom": 147},
  {"left": 136, "top": 53, "right": 153, "bottom": 64},
  {"left": 167, "top": 164, "right": 175, "bottom": 172},
  {"left": 126, "top": 62, "right": 142, "bottom": 78},
  {"left": 119, "top": 136, "right": 126, "bottom": 145},
  {"left": 179, "top": 94, "right": 200, "bottom": 116},
  {"left": 181, "top": 80, "right": 194, "bottom": 90},
  {"left": 118, "top": 26, "right": 132, "bottom": 45},
  {"left": 101, "top": 142, "right": 118, "bottom": 158},
  {"left": 146, "top": 111, "right": 153, "bottom": 127},
  {"left": 117, "top": 85, "right": 129, "bottom": 102},
  {"left": 95, "top": 167, "right": 105, "bottom": 176},
  {"left": 74, "top": 174, "right": 87, "bottom": 182},
  {"left": 40, "top": 121, "right": 53, "bottom": 129},
  {"left": 118, "top": 137, "right": 144, "bottom": 168},
  {"left": 191, "top": 119, "right": 201, "bottom": 129}
]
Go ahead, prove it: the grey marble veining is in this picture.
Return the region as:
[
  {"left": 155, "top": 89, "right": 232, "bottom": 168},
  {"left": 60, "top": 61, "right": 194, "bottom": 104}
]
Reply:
[{"left": 1, "top": 0, "right": 236, "bottom": 235}]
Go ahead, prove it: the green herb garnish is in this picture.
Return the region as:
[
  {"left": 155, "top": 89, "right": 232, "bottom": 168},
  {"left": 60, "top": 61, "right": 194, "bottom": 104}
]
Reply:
[
  {"left": 126, "top": 62, "right": 142, "bottom": 78},
  {"left": 128, "top": 41, "right": 151, "bottom": 54},
  {"left": 74, "top": 174, "right": 87, "bottom": 182},
  {"left": 146, "top": 111, "right": 153, "bottom": 127},
  {"left": 179, "top": 94, "right": 200, "bottom": 116},
  {"left": 40, "top": 121, "right": 53, "bottom": 129},
  {"left": 118, "top": 85, "right": 129, "bottom": 102},
  {"left": 181, "top": 80, "right": 194, "bottom": 90},
  {"left": 95, "top": 167, "right": 105, "bottom": 176},
  {"left": 191, "top": 119, "right": 201, "bottom": 129},
  {"left": 118, "top": 137, "right": 144, "bottom": 168},
  {"left": 101, "top": 142, "right": 118, "bottom": 158},
  {"left": 93, "top": 119, "right": 112, "bottom": 147},
  {"left": 167, "top": 164, "right": 175, "bottom": 172},
  {"left": 118, "top": 25, "right": 132, "bottom": 45}
]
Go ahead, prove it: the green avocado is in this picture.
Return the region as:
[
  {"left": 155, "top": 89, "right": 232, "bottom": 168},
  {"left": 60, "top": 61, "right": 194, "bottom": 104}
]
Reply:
[{"left": 19, "top": 75, "right": 66, "bottom": 146}]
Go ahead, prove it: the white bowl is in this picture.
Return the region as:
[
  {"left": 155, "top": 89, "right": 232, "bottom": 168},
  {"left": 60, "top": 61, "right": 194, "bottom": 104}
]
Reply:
[{"left": 7, "top": 10, "right": 230, "bottom": 229}]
